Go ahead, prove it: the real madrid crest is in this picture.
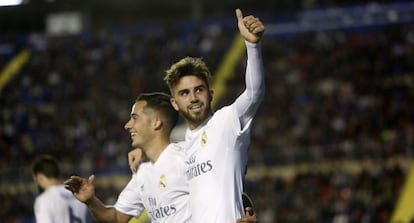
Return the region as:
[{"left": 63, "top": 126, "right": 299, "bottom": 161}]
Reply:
[
  {"left": 201, "top": 131, "right": 207, "bottom": 147},
  {"left": 159, "top": 174, "right": 166, "bottom": 189}
]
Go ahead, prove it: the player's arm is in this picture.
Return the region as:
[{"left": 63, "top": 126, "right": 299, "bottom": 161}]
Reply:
[
  {"left": 84, "top": 196, "right": 131, "bottom": 223},
  {"left": 233, "top": 9, "right": 265, "bottom": 128},
  {"left": 64, "top": 175, "right": 131, "bottom": 223}
]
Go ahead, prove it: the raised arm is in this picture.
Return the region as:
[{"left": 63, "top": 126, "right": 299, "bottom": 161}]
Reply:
[
  {"left": 234, "top": 9, "right": 265, "bottom": 128},
  {"left": 64, "top": 175, "right": 131, "bottom": 223}
]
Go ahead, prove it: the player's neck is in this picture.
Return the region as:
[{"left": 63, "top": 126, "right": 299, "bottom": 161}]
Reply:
[
  {"left": 43, "top": 178, "right": 62, "bottom": 190},
  {"left": 187, "top": 114, "right": 212, "bottom": 130},
  {"left": 143, "top": 137, "right": 170, "bottom": 163}
]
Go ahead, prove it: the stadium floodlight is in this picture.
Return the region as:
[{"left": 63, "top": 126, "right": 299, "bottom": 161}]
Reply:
[{"left": 0, "top": 0, "right": 23, "bottom": 7}]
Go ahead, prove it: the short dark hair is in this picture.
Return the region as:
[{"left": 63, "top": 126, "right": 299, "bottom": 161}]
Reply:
[
  {"left": 135, "top": 92, "right": 178, "bottom": 132},
  {"left": 32, "top": 155, "right": 60, "bottom": 179}
]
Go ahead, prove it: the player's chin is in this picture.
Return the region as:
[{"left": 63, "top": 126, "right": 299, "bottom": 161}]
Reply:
[
  {"left": 131, "top": 143, "right": 140, "bottom": 150},
  {"left": 193, "top": 109, "right": 209, "bottom": 119}
]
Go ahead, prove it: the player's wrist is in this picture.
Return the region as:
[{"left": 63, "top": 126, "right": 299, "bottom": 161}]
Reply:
[
  {"left": 84, "top": 195, "right": 97, "bottom": 206},
  {"left": 245, "top": 41, "right": 260, "bottom": 48}
]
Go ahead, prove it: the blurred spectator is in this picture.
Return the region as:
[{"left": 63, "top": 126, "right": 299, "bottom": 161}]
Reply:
[{"left": 1, "top": 2, "right": 413, "bottom": 222}]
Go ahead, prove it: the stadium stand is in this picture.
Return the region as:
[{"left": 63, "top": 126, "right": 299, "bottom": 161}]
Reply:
[{"left": 1, "top": 1, "right": 413, "bottom": 222}]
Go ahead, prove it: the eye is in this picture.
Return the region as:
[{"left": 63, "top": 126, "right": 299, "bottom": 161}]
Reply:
[
  {"left": 179, "top": 90, "right": 189, "bottom": 96},
  {"left": 195, "top": 86, "right": 205, "bottom": 93}
]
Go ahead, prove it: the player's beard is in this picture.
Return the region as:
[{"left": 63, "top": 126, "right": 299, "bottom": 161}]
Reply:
[{"left": 180, "top": 103, "right": 211, "bottom": 127}]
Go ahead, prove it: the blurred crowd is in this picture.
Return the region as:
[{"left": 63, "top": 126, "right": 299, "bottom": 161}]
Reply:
[{"left": 1, "top": 6, "right": 414, "bottom": 223}]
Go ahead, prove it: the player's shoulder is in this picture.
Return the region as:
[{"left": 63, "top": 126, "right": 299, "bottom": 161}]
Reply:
[
  {"left": 133, "top": 161, "right": 152, "bottom": 180},
  {"left": 34, "top": 191, "right": 48, "bottom": 206},
  {"left": 210, "top": 105, "right": 234, "bottom": 123},
  {"left": 56, "top": 184, "right": 78, "bottom": 196},
  {"left": 165, "top": 142, "right": 187, "bottom": 158},
  {"left": 137, "top": 161, "right": 152, "bottom": 171},
  {"left": 169, "top": 142, "right": 186, "bottom": 152},
  {"left": 34, "top": 185, "right": 61, "bottom": 205},
  {"left": 171, "top": 141, "right": 194, "bottom": 158}
]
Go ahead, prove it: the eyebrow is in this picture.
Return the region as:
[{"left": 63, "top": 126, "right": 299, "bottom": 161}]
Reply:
[
  {"left": 177, "top": 88, "right": 189, "bottom": 95},
  {"left": 177, "top": 84, "right": 206, "bottom": 93},
  {"left": 194, "top": 85, "right": 206, "bottom": 90}
]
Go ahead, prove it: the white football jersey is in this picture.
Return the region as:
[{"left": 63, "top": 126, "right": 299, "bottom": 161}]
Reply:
[
  {"left": 115, "top": 143, "right": 191, "bottom": 222},
  {"left": 34, "top": 185, "right": 90, "bottom": 223},
  {"left": 180, "top": 105, "right": 253, "bottom": 223},
  {"left": 180, "top": 41, "right": 263, "bottom": 223}
]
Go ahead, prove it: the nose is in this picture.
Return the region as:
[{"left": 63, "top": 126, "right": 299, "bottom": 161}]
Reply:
[
  {"left": 190, "top": 91, "right": 199, "bottom": 102},
  {"left": 124, "top": 119, "right": 131, "bottom": 130}
]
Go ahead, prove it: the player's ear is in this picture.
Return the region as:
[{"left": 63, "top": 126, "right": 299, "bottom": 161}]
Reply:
[
  {"left": 35, "top": 173, "right": 47, "bottom": 186},
  {"left": 209, "top": 89, "right": 214, "bottom": 102},
  {"left": 170, "top": 98, "right": 179, "bottom": 111},
  {"left": 153, "top": 116, "right": 163, "bottom": 130}
]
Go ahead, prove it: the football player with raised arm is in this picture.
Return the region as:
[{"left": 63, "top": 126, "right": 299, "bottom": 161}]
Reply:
[
  {"left": 130, "top": 8, "right": 264, "bottom": 223},
  {"left": 163, "top": 8, "right": 265, "bottom": 223}
]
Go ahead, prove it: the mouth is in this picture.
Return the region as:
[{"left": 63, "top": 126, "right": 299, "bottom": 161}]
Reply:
[
  {"left": 189, "top": 104, "right": 202, "bottom": 113},
  {"left": 130, "top": 132, "right": 137, "bottom": 139}
]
